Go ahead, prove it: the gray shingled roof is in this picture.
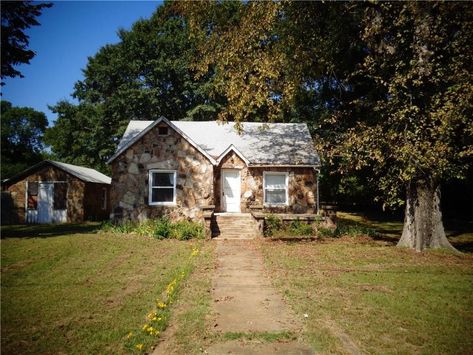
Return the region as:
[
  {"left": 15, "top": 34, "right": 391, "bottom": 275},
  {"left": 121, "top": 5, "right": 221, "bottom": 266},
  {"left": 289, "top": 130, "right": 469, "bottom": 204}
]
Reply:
[{"left": 112, "top": 119, "right": 320, "bottom": 166}]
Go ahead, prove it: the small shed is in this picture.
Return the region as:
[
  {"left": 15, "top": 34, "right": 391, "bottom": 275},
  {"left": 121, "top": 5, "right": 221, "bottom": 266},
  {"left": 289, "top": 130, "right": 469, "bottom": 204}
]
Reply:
[{"left": 1, "top": 160, "right": 111, "bottom": 224}]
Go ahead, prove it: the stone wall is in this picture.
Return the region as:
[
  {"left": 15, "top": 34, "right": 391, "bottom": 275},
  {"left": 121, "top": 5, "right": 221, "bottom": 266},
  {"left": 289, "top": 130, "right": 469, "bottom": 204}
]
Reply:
[
  {"left": 215, "top": 151, "right": 317, "bottom": 214},
  {"left": 4, "top": 165, "right": 86, "bottom": 223},
  {"left": 83, "top": 183, "right": 111, "bottom": 221},
  {"left": 110, "top": 123, "right": 214, "bottom": 221}
]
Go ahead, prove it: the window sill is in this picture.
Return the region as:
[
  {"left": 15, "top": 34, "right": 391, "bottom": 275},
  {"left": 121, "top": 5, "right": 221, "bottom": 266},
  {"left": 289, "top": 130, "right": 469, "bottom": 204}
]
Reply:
[
  {"left": 149, "top": 202, "right": 177, "bottom": 207},
  {"left": 264, "top": 203, "right": 289, "bottom": 207}
]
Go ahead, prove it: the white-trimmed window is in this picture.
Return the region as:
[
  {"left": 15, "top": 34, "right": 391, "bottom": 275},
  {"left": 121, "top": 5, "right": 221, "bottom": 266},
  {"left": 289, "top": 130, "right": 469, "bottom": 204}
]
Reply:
[
  {"left": 263, "top": 172, "right": 289, "bottom": 205},
  {"left": 148, "top": 170, "right": 176, "bottom": 205}
]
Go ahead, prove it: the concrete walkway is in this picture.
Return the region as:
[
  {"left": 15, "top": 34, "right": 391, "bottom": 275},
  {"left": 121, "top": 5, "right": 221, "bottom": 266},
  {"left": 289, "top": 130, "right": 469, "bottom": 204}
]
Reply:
[{"left": 207, "top": 240, "right": 313, "bottom": 354}]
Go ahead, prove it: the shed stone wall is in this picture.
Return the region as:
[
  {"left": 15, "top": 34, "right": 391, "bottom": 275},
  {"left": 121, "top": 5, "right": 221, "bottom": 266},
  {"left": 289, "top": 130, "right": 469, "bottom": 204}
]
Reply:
[
  {"left": 84, "top": 183, "right": 111, "bottom": 221},
  {"left": 4, "top": 166, "right": 86, "bottom": 223}
]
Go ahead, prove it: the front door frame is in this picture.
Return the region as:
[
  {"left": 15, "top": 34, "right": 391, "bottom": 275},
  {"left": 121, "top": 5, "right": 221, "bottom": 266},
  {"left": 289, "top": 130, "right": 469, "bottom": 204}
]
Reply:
[{"left": 221, "top": 169, "right": 241, "bottom": 212}]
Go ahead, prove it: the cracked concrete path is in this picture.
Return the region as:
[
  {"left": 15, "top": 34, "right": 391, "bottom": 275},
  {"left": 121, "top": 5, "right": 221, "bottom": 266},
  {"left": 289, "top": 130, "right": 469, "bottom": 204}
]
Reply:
[{"left": 208, "top": 239, "right": 314, "bottom": 354}]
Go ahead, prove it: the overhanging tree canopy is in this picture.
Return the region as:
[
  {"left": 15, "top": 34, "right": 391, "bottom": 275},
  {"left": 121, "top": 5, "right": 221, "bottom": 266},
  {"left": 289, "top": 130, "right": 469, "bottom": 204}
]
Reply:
[
  {"left": 1, "top": 1, "right": 52, "bottom": 84},
  {"left": 180, "top": 1, "right": 473, "bottom": 251}
]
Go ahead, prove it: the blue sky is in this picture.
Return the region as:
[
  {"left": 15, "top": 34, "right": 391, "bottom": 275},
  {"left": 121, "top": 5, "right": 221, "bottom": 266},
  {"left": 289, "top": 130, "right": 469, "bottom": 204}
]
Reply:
[{"left": 2, "top": 1, "right": 162, "bottom": 125}]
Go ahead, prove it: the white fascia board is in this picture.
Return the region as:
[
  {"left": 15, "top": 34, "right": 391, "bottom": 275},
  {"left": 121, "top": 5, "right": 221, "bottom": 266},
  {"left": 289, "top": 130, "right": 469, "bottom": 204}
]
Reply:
[
  {"left": 216, "top": 144, "right": 250, "bottom": 166},
  {"left": 107, "top": 118, "right": 163, "bottom": 164},
  {"left": 107, "top": 117, "right": 217, "bottom": 165}
]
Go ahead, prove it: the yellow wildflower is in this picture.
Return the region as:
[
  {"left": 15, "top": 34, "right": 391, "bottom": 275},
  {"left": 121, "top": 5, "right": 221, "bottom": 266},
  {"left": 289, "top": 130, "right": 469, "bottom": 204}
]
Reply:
[
  {"left": 147, "top": 312, "right": 156, "bottom": 320},
  {"left": 157, "top": 302, "right": 166, "bottom": 309},
  {"left": 152, "top": 316, "right": 157, "bottom": 321},
  {"left": 136, "top": 343, "right": 144, "bottom": 351},
  {"left": 126, "top": 331, "right": 133, "bottom": 339},
  {"left": 142, "top": 324, "right": 148, "bottom": 331}
]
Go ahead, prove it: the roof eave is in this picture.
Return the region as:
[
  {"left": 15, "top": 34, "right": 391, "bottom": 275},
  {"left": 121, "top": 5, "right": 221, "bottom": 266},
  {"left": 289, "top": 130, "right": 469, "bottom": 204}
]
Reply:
[
  {"left": 216, "top": 144, "right": 250, "bottom": 166},
  {"left": 248, "top": 163, "right": 321, "bottom": 168},
  {"left": 1, "top": 160, "right": 111, "bottom": 185},
  {"left": 107, "top": 117, "right": 218, "bottom": 166}
]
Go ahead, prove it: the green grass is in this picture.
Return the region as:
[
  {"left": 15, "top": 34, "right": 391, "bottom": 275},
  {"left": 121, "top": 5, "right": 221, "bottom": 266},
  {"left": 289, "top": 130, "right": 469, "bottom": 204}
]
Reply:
[
  {"left": 261, "top": 237, "right": 473, "bottom": 354},
  {"left": 151, "top": 241, "right": 215, "bottom": 354},
  {"left": 1, "top": 225, "right": 204, "bottom": 354}
]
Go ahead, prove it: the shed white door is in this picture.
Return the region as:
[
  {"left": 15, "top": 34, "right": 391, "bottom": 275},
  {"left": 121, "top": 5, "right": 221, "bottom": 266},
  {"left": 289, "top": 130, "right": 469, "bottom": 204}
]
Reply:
[
  {"left": 38, "top": 183, "right": 53, "bottom": 223},
  {"left": 222, "top": 170, "right": 241, "bottom": 212}
]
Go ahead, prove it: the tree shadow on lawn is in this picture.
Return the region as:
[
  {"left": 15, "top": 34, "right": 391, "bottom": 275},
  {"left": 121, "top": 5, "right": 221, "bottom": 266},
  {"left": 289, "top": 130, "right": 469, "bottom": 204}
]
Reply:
[
  {"left": 340, "top": 211, "right": 473, "bottom": 253},
  {"left": 376, "top": 223, "right": 473, "bottom": 253},
  {"left": 1, "top": 222, "right": 102, "bottom": 239}
]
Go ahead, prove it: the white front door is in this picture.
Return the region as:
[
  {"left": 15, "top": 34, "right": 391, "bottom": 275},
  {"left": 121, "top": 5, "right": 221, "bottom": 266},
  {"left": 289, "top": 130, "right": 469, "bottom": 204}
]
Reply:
[
  {"left": 38, "top": 183, "right": 53, "bottom": 223},
  {"left": 222, "top": 170, "right": 241, "bottom": 212}
]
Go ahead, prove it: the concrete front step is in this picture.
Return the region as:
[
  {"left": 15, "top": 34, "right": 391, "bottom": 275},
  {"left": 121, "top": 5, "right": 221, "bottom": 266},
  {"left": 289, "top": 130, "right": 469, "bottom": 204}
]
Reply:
[{"left": 212, "top": 213, "right": 260, "bottom": 239}]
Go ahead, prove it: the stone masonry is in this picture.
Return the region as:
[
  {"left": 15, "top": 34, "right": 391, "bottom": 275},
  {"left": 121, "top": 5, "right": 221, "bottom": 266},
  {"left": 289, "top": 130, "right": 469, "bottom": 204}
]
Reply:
[
  {"left": 110, "top": 123, "right": 214, "bottom": 221},
  {"left": 4, "top": 166, "right": 86, "bottom": 223},
  {"left": 215, "top": 151, "right": 317, "bottom": 213},
  {"left": 111, "top": 122, "right": 317, "bottom": 222}
]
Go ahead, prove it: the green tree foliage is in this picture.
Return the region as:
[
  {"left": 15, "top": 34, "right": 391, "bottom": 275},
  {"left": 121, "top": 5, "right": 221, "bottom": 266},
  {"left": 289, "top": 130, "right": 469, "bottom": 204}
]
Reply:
[
  {"left": 182, "top": 1, "right": 472, "bottom": 250},
  {"left": 47, "top": 2, "right": 222, "bottom": 171},
  {"left": 44, "top": 101, "right": 110, "bottom": 173},
  {"left": 1, "top": 100, "right": 48, "bottom": 178},
  {"left": 1, "top": 1, "right": 52, "bottom": 83}
]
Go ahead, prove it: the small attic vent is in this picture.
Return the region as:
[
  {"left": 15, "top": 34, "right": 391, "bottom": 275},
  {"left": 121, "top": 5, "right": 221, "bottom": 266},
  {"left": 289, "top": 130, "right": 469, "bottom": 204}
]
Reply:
[{"left": 158, "top": 126, "right": 168, "bottom": 136}]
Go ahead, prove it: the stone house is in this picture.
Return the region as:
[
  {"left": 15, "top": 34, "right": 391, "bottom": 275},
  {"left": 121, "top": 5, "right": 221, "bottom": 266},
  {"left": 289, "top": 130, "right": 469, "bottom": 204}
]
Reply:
[
  {"left": 108, "top": 118, "right": 321, "bottom": 237},
  {"left": 2, "top": 160, "right": 111, "bottom": 224}
]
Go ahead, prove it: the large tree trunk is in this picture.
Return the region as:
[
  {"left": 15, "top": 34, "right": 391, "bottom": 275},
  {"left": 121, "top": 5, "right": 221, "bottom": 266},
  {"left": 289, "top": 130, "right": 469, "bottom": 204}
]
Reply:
[{"left": 397, "top": 179, "right": 456, "bottom": 252}]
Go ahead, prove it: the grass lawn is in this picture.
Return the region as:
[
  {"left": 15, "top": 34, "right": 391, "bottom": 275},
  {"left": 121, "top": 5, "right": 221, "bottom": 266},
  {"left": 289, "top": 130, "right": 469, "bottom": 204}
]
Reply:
[
  {"left": 3, "top": 215, "right": 472, "bottom": 354},
  {"left": 1, "top": 224, "right": 205, "bottom": 354},
  {"left": 261, "top": 235, "right": 473, "bottom": 354}
]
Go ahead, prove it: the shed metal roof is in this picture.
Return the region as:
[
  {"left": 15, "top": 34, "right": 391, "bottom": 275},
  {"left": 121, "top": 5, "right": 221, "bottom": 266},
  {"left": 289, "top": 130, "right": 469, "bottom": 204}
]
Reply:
[
  {"left": 49, "top": 161, "right": 111, "bottom": 184},
  {"left": 112, "top": 119, "right": 320, "bottom": 167},
  {"left": 2, "top": 160, "right": 111, "bottom": 185}
]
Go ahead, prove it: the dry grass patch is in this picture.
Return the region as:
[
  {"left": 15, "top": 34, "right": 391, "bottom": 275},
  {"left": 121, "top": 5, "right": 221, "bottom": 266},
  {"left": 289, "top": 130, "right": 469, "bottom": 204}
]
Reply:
[{"left": 261, "top": 237, "right": 473, "bottom": 354}]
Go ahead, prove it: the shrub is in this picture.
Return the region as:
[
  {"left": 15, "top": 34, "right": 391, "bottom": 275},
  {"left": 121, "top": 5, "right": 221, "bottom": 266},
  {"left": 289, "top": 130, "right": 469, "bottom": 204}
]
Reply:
[
  {"left": 135, "top": 220, "right": 156, "bottom": 237},
  {"left": 101, "top": 217, "right": 205, "bottom": 240},
  {"left": 264, "top": 214, "right": 283, "bottom": 236},
  {"left": 101, "top": 220, "right": 136, "bottom": 234},
  {"left": 288, "top": 220, "right": 313, "bottom": 236},
  {"left": 170, "top": 220, "right": 205, "bottom": 240},
  {"left": 152, "top": 218, "right": 172, "bottom": 239},
  {"left": 317, "top": 226, "right": 336, "bottom": 238},
  {"left": 334, "top": 221, "right": 378, "bottom": 238}
]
